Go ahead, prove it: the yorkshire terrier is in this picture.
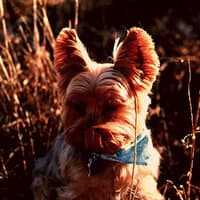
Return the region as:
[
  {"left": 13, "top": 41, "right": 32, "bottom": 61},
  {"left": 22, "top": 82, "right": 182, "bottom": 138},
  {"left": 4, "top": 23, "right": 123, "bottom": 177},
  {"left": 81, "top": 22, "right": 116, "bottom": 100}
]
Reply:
[{"left": 32, "top": 27, "right": 164, "bottom": 200}]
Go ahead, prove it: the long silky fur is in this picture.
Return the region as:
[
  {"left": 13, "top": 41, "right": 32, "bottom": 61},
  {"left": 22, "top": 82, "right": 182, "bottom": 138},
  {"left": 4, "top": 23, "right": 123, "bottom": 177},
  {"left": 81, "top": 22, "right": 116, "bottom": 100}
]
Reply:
[
  {"left": 32, "top": 27, "right": 164, "bottom": 200},
  {"left": 32, "top": 131, "right": 163, "bottom": 200}
]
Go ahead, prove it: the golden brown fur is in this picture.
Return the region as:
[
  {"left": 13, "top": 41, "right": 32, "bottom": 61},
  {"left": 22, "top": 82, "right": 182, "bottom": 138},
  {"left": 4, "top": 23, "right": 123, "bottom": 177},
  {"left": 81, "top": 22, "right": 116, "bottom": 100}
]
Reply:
[{"left": 32, "top": 27, "right": 164, "bottom": 199}]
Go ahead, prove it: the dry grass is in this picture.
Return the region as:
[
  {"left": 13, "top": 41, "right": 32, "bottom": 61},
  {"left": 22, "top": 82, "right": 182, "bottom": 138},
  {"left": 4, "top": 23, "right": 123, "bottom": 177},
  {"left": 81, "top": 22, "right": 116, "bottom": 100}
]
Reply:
[
  {"left": 0, "top": 0, "right": 62, "bottom": 195},
  {"left": 0, "top": 0, "right": 200, "bottom": 199}
]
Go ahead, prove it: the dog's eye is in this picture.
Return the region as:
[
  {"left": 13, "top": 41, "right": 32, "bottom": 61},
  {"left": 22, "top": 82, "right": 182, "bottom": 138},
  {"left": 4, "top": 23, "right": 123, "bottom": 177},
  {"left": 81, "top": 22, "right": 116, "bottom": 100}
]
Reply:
[
  {"left": 75, "top": 104, "right": 86, "bottom": 114},
  {"left": 68, "top": 102, "right": 86, "bottom": 115},
  {"left": 103, "top": 104, "right": 118, "bottom": 114}
]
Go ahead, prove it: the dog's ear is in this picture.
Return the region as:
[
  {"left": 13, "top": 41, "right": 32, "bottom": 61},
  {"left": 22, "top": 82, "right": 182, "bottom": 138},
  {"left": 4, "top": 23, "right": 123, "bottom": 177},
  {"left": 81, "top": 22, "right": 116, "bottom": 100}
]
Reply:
[
  {"left": 54, "top": 28, "right": 91, "bottom": 99},
  {"left": 113, "top": 27, "right": 159, "bottom": 92}
]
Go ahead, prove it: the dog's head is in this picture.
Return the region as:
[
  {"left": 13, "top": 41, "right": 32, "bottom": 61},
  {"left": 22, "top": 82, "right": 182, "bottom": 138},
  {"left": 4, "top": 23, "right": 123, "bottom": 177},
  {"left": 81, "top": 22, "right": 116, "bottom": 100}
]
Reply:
[{"left": 54, "top": 27, "right": 159, "bottom": 154}]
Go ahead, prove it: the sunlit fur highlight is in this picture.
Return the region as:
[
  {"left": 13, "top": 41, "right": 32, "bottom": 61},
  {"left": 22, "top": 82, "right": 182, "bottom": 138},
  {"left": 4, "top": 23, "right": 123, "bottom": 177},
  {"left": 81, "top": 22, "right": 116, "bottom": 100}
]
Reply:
[
  {"left": 54, "top": 28, "right": 92, "bottom": 100},
  {"left": 113, "top": 27, "right": 159, "bottom": 92},
  {"left": 32, "top": 27, "right": 164, "bottom": 200}
]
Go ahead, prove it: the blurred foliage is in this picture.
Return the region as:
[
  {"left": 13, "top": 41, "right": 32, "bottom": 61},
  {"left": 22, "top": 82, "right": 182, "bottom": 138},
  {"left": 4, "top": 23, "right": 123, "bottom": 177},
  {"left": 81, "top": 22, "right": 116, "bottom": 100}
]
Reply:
[{"left": 0, "top": 0, "right": 200, "bottom": 199}]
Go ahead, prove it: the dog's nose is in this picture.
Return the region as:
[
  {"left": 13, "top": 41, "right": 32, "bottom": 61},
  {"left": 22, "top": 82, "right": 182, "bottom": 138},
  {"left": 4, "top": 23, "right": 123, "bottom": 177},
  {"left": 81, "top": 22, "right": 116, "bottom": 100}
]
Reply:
[
  {"left": 87, "top": 108, "right": 98, "bottom": 126},
  {"left": 88, "top": 117, "right": 96, "bottom": 127}
]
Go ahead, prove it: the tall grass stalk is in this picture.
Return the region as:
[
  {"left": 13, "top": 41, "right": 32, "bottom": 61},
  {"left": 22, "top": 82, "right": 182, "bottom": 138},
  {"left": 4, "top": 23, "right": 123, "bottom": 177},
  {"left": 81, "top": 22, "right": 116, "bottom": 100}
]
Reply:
[
  {"left": 74, "top": 0, "right": 79, "bottom": 31},
  {"left": 0, "top": 0, "right": 8, "bottom": 49},
  {"left": 186, "top": 58, "right": 199, "bottom": 200}
]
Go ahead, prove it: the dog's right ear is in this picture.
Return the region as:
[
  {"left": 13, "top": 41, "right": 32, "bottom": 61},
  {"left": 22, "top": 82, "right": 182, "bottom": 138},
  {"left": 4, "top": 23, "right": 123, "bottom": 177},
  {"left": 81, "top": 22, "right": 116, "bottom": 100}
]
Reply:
[{"left": 54, "top": 28, "right": 91, "bottom": 99}]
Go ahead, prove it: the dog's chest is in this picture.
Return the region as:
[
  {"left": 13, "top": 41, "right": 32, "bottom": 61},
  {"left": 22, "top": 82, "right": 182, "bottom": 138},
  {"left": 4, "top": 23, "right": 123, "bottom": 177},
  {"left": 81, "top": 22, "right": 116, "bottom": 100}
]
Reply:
[{"left": 55, "top": 140, "right": 131, "bottom": 199}]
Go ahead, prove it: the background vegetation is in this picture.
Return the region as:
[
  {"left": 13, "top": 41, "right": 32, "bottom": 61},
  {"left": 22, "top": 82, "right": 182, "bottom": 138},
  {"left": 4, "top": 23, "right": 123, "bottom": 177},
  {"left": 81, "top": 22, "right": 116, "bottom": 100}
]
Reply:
[{"left": 0, "top": 0, "right": 199, "bottom": 199}]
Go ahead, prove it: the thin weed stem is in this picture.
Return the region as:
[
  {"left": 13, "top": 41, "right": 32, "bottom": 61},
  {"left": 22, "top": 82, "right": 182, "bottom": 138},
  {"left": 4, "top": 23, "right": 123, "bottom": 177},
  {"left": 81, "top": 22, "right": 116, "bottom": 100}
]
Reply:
[
  {"left": 0, "top": 151, "right": 8, "bottom": 179},
  {"left": 0, "top": 0, "right": 8, "bottom": 49},
  {"left": 164, "top": 180, "right": 184, "bottom": 200},
  {"left": 186, "top": 58, "right": 197, "bottom": 200},
  {"left": 74, "top": 0, "right": 79, "bottom": 31},
  {"left": 33, "top": 0, "right": 39, "bottom": 52}
]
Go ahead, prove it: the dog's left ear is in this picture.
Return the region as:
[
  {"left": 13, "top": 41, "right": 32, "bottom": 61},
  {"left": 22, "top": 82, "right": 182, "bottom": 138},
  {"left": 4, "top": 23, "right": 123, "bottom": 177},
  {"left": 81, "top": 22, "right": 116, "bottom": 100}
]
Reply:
[
  {"left": 113, "top": 27, "right": 159, "bottom": 92},
  {"left": 54, "top": 28, "right": 91, "bottom": 99}
]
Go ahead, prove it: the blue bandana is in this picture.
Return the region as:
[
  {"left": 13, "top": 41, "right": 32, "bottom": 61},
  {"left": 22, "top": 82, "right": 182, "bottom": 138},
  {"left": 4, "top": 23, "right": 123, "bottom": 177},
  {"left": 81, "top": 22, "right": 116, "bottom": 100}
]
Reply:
[
  {"left": 89, "top": 132, "right": 152, "bottom": 166},
  {"left": 101, "top": 132, "right": 152, "bottom": 165}
]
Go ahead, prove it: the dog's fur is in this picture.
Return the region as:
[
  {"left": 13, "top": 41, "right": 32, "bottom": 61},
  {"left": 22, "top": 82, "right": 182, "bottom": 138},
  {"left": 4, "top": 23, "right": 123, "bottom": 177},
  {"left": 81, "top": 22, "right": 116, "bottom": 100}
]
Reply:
[{"left": 32, "top": 27, "right": 164, "bottom": 200}]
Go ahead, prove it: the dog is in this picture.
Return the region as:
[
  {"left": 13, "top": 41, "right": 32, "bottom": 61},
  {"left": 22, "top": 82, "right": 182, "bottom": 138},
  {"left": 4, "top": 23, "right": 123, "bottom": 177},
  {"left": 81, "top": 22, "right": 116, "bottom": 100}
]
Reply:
[{"left": 32, "top": 27, "right": 164, "bottom": 200}]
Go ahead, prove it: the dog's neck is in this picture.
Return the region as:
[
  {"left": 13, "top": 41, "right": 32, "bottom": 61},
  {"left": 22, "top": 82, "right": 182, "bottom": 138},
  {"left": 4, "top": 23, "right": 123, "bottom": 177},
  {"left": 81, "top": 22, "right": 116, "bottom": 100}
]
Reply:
[{"left": 87, "top": 130, "right": 153, "bottom": 176}]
